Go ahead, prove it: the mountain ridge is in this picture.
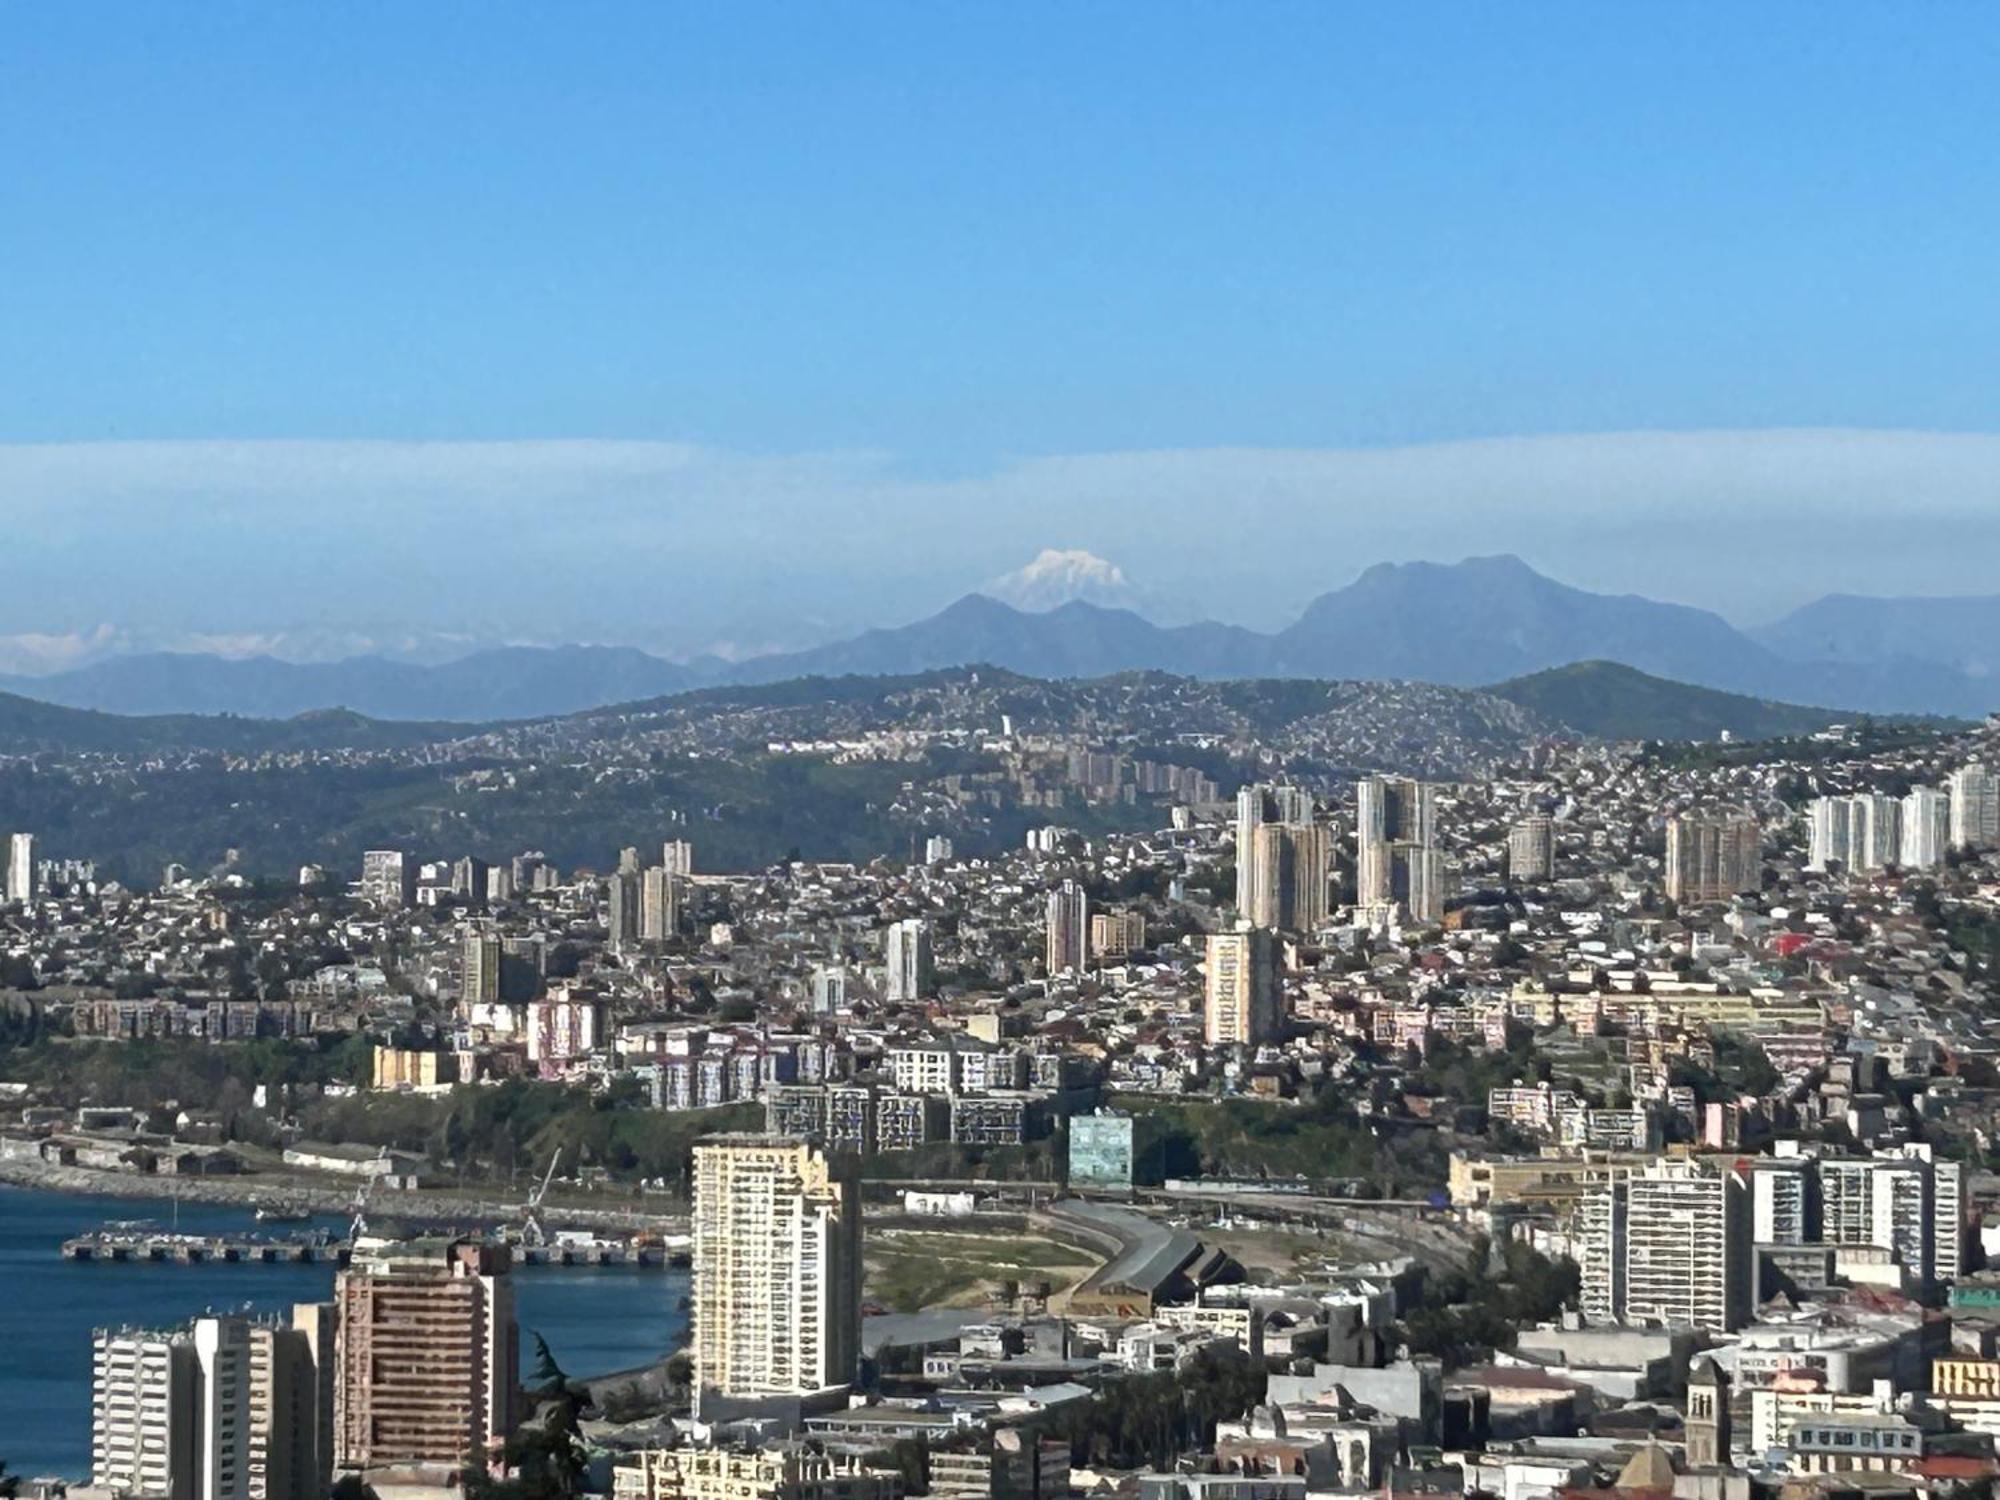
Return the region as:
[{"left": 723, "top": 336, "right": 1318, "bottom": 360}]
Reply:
[
  {"left": 3, "top": 557, "right": 1996, "bottom": 721},
  {"left": 0, "top": 659, "right": 1908, "bottom": 759}
]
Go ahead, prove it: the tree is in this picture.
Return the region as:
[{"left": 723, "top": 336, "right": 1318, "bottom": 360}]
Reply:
[{"left": 482, "top": 1335, "right": 589, "bottom": 1500}]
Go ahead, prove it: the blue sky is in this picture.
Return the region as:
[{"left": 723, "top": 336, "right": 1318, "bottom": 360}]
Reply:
[{"left": 2, "top": 4, "right": 1999, "bottom": 662}]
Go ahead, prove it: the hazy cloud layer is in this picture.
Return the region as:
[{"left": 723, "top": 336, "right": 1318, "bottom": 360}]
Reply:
[{"left": 2, "top": 428, "right": 1996, "bottom": 670}]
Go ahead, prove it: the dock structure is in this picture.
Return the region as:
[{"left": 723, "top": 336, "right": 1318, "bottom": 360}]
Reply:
[
  {"left": 61, "top": 1232, "right": 352, "bottom": 1265},
  {"left": 59, "top": 1230, "right": 686, "bottom": 1269}
]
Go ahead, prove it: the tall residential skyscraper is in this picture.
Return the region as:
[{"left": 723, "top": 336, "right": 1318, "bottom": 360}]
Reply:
[
  {"left": 1234, "top": 786, "right": 1267, "bottom": 914},
  {"left": 334, "top": 1239, "right": 517, "bottom": 1478},
  {"left": 94, "top": 1325, "right": 199, "bottom": 1500},
  {"left": 662, "top": 838, "right": 695, "bottom": 876},
  {"left": 1664, "top": 808, "right": 1759, "bottom": 904},
  {"left": 1403, "top": 845, "right": 1446, "bottom": 924},
  {"left": 1807, "top": 791, "right": 1910, "bottom": 873},
  {"left": 1810, "top": 1145, "right": 1963, "bottom": 1288},
  {"left": 1852, "top": 793, "right": 1902, "bottom": 872},
  {"left": 6, "top": 830, "right": 34, "bottom": 904},
  {"left": 1807, "top": 795, "right": 1855, "bottom": 872},
  {"left": 1750, "top": 1159, "right": 1818, "bottom": 1246},
  {"left": 1248, "top": 821, "right": 1331, "bottom": 932},
  {"left": 1580, "top": 1161, "right": 1750, "bottom": 1332},
  {"left": 1203, "top": 926, "right": 1278, "bottom": 1048},
  {"left": 193, "top": 1314, "right": 252, "bottom": 1500},
  {"left": 461, "top": 929, "right": 502, "bottom": 1006},
  {"left": 1949, "top": 763, "right": 2000, "bottom": 850},
  {"left": 450, "top": 855, "right": 489, "bottom": 905},
  {"left": 289, "top": 1303, "right": 336, "bottom": 1500},
  {"left": 1356, "top": 776, "right": 1436, "bottom": 914},
  {"left": 1235, "top": 784, "right": 1314, "bottom": 915},
  {"left": 1355, "top": 776, "right": 1431, "bottom": 848},
  {"left": 883, "top": 918, "right": 933, "bottom": 1002},
  {"left": 1507, "top": 814, "right": 1554, "bottom": 882},
  {"left": 691, "top": 1135, "right": 861, "bottom": 1421},
  {"left": 1576, "top": 1183, "right": 1627, "bottom": 1326},
  {"left": 1045, "top": 879, "right": 1089, "bottom": 975},
  {"left": 246, "top": 1314, "right": 323, "bottom": 1500},
  {"left": 606, "top": 871, "right": 640, "bottom": 952},
  {"left": 640, "top": 866, "right": 680, "bottom": 943},
  {"left": 358, "top": 850, "right": 413, "bottom": 909},
  {"left": 1901, "top": 786, "right": 1952, "bottom": 871},
  {"left": 92, "top": 1313, "right": 321, "bottom": 1500}
]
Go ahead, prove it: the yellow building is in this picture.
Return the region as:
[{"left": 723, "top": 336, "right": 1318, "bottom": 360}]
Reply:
[
  {"left": 371, "top": 1045, "right": 459, "bottom": 1091},
  {"left": 1935, "top": 1358, "right": 2000, "bottom": 1399},
  {"left": 1448, "top": 1149, "right": 1656, "bottom": 1210}
]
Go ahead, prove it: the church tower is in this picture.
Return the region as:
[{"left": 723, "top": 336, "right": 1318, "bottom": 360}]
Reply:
[{"left": 1684, "top": 1356, "right": 1731, "bottom": 1467}]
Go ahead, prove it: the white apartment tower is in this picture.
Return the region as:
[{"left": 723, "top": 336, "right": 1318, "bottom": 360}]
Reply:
[
  {"left": 1901, "top": 786, "right": 1952, "bottom": 871},
  {"left": 1807, "top": 796, "right": 1853, "bottom": 872},
  {"left": 7, "top": 830, "right": 35, "bottom": 904},
  {"left": 1853, "top": 793, "right": 1902, "bottom": 872},
  {"left": 94, "top": 1326, "right": 199, "bottom": 1500},
  {"left": 1817, "top": 1146, "right": 1962, "bottom": 1288},
  {"left": 1577, "top": 1182, "right": 1628, "bottom": 1325},
  {"left": 1949, "top": 763, "right": 2000, "bottom": 850},
  {"left": 883, "top": 918, "right": 933, "bottom": 1002},
  {"left": 691, "top": 1135, "right": 861, "bottom": 1421},
  {"left": 193, "top": 1317, "right": 252, "bottom": 1500},
  {"left": 1750, "top": 1158, "right": 1817, "bottom": 1245},
  {"left": 92, "top": 1313, "right": 317, "bottom": 1500},
  {"left": 1581, "top": 1161, "right": 1750, "bottom": 1332}
]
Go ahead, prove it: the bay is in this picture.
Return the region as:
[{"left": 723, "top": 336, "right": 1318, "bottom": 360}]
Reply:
[{"left": 0, "top": 1183, "right": 688, "bottom": 1481}]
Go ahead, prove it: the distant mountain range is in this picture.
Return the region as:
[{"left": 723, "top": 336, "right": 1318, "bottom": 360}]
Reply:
[
  {"left": 3, "top": 555, "right": 1995, "bottom": 721},
  {"left": 0, "top": 660, "right": 1890, "bottom": 759},
  {"left": 0, "top": 644, "right": 704, "bottom": 721}
]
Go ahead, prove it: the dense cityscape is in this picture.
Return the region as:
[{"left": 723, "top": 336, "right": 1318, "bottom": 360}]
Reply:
[
  {"left": 9, "top": 7, "right": 2000, "bottom": 1500},
  {"left": 4, "top": 690, "right": 2000, "bottom": 1500}
]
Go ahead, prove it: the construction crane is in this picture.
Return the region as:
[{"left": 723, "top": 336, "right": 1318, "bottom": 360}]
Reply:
[
  {"left": 519, "top": 1147, "right": 563, "bottom": 1248},
  {"left": 346, "top": 1175, "right": 377, "bottom": 1243}
]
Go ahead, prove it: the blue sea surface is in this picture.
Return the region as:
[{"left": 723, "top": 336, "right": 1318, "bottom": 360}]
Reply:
[{"left": 0, "top": 1183, "right": 687, "bottom": 1480}]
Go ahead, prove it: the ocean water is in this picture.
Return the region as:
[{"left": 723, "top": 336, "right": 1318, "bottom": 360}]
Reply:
[{"left": 0, "top": 1184, "right": 688, "bottom": 1480}]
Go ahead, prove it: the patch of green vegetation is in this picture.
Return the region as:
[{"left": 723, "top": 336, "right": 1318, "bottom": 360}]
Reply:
[
  {"left": 0, "top": 1034, "right": 375, "bottom": 1108},
  {"left": 300, "top": 1081, "right": 761, "bottom": 1192},
  {"left": 1491, "top": 661, "right": 1844, "bottom": 743},
  {"left": 860, "top": 1139, "right": 1062, "bottom": 1183},
  {"left": 1399, "top": 1237, "right": 1579, "bottom": 1366},
  {"left": 1036, "top": 1346, "right": 1267, "bottom": 1469},
  {"left": 1111, "top": 1087, "right": 1447, "bottom": 1192},
  {"left": 0, "top": 691, "right": 448, "bottom": 756},
  {"left": 0, "top": 743, "right": 1168, "bottom": 885}
]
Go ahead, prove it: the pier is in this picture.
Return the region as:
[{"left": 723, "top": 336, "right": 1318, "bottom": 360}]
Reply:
[
  {"left": 61, "top": 1232, "right": 352, "bottom": 1265},
  {"left": 59, "top": 1229, "right": 686, "bottom": 1268}
]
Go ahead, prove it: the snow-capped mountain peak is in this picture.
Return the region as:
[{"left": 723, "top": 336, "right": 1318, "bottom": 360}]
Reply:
[{"left": 985, "top": 549, "right": 1138, "bottom": 613}]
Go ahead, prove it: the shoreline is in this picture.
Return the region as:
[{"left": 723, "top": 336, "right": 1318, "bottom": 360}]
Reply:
[{"left": 0, "top": 1155, "right": 691, "bottom": 1232}]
